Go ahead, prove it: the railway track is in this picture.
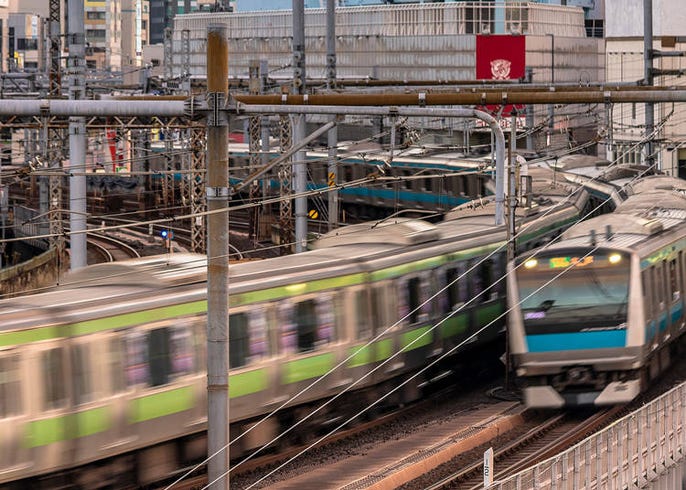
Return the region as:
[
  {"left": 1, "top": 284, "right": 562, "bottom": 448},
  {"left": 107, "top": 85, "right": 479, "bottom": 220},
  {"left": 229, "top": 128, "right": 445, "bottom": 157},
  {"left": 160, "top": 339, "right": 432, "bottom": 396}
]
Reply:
[
  {"left": 433, "top": 407, "right": 623, "bottom": 490},
  {"left": 87, "top": 232, "right": 141, "bottom": 262}
]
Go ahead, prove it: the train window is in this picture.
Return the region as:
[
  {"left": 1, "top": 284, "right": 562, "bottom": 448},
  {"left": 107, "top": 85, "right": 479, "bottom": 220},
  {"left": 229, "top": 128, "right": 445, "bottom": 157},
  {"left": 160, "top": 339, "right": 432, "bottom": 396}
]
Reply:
[
  {"left": 278, "top": 299, "right": 325, "bottom": 354},
  {"left": 125, "top": 333, "right": 150, "bottom": 387},
  {"left": 293, "top": 300, "right": 317, "bottom": 353},
  {"left": 343, "top": 165, "right": 353, "bottom": 183},
  {"left": 230, "top": 313, "right": 249, "bottom": 368},
  {"left": 370, "top": 284, "right": 386, "bottom": 332},
  {"left": 669, "top": 259, "right": 680, "bottom": 301},
  {"left": 469, "top": 259, "right": 484, "bottom": 304},
  {"left": 655, "top": 266, "right": 666, "bottom": 310},
  {"left": 0, "top": 354, "right": 21, "bottom": 417},
  {"left": 230, "top": 312, "right": 257, "bottom": 369},
  {"left": 403, "top": 170, "right": 412, "bottom": 190},
  {"left": 170, "top": 328, "right": 194, "bottom": 376},
  {"left": 354, "top": 289, "right": 372, "bottom": 339},
  {"left": 315, "top": 294, "right": 336, "bottom": 345},
  {"left": 72, "top": 344, "right": 93, "bottom": 405},
  {"left": 489, "top": 254, "right": 505, "bottom": 295},
  {"left": 148, "top": 328, "right": 172, "bottom": 386},
  {"left": 109, "top": 337, "right": 126, "bottom": 394},
  {"left": 424, "top": 177, "right": 433, "bottom": 192},
  {"left": 399, "top": 276, "right": 432, "bottom": 325},
  {"left": 642, "top": 270, "right": 652, "bottom": 316},
  {"left": 42, "top": 348, "right": 67, "bottom": 410}
]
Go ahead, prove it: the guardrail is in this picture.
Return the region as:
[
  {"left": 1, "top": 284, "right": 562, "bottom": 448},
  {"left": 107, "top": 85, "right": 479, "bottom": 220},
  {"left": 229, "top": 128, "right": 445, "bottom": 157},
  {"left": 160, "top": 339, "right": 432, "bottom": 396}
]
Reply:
[{"left": 493, "top": 383, "right": 685, "bottom": 489}]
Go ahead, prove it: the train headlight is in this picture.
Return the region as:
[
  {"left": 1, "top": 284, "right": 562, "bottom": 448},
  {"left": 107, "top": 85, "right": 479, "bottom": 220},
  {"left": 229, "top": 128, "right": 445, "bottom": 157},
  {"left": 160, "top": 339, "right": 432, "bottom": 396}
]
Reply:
[
  {"left": 524, "top": 258, "right": 538, "bottom": 269},
  {"left": 608, "top": 253, "right": 622, "bottom": 265}
]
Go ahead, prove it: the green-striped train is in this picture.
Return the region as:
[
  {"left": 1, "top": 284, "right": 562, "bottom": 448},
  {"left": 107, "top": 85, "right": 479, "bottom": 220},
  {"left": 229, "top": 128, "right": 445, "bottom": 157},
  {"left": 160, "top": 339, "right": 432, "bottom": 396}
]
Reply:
[{"left": 0, "top": 159, "right": 610, "bottom": 488}]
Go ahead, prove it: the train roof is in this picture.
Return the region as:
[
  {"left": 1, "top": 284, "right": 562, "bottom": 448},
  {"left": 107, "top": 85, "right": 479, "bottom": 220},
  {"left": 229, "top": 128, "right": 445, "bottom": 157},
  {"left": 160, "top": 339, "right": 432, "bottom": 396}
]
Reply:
[{"left": 550, "top": 184, "right": 686, "bottom": 253}]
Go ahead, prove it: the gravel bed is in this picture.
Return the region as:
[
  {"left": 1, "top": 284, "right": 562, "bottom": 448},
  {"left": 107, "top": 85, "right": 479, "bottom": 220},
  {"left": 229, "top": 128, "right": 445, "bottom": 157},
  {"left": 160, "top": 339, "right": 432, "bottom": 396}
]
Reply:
[{"left": 231, "top": 376, "right": 509, "bottom": 489}]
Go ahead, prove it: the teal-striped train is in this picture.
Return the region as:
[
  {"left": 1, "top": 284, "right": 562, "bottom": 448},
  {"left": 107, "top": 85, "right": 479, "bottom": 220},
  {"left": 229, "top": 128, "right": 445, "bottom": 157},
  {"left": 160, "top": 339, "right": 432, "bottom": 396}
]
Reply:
[{"left": 509, "top": 174, "right": 686, "bottom": 408}]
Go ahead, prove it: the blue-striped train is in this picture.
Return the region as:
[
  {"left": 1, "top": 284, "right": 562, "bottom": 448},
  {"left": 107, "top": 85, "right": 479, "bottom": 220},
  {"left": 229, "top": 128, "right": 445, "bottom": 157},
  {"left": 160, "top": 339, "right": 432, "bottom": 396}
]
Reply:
[
  {"left": 0, "top": 155, "right": 621, "bottom": 488},
  {"left": 508, "top": 174, "right": 686, "bottom": 408}
]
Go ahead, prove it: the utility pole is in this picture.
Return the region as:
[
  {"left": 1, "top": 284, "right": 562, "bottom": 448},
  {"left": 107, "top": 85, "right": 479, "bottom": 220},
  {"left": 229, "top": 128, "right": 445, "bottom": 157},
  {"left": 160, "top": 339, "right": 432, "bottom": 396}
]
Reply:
[
  {"left": 68, "top": 0, "right": 87, "bottom": 270},
  {"left": 293, "top": 0, "right": 307, "bottom": 252},
  {"left": 206, "top": 23, "right": 230, "bottom": 490},
  {"left": 644, "top": 0, "right": 654, "bottom": 170},
  {"left": 326, "top": 0, "right": 339, "bottom": 231}
]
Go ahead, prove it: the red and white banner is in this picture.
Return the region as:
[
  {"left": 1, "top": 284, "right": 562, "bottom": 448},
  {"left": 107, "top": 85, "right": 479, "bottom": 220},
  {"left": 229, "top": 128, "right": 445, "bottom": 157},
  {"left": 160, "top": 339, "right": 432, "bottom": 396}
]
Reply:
[{"left": 476, "top": 35, "right": 526, "bottom": 117}]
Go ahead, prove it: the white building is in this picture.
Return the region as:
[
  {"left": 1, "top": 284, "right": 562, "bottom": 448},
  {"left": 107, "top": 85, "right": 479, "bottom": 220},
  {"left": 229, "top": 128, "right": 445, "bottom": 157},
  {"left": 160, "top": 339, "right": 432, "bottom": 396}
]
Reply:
[{"left": 606, "top": 0, "right": 686, "bottom": 176}]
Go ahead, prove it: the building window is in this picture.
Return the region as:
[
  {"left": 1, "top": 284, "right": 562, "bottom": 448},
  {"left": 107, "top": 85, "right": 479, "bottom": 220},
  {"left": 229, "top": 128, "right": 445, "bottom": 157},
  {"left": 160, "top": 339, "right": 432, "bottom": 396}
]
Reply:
[
  {"left": 86, "top": 29, "right": 106, "bottom": 40},
  {"left": 86, "top": 11, "right": 106, "bottom": 20},
  {"left": 16, "top": 38, "right": 38, "bottom": 51}
]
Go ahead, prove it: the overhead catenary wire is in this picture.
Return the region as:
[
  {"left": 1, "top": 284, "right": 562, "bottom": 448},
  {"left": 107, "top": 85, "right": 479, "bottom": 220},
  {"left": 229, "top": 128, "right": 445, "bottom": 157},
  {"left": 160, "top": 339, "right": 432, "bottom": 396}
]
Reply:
[{"left": 169, "top": 118, "right": 672, "bottom": 489}]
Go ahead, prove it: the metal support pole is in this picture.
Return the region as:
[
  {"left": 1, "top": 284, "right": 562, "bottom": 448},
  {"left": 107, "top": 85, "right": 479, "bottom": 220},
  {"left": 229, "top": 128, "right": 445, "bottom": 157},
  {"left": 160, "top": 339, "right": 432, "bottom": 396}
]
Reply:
[
  {"left": 524, "top": 67, "right": 534, "bottom": 152},
  {"left": 644, "top": 0, "right": 655, "bottom": 170},
  {"left": 248, "top": 60, "right": 261, "bottom": 241},
  {"left": 293, "top": 0, "right": 307, "bottom": 252},
  {"left": 206, "top": 23, "right": 230, "bottom": 490},
  {"left": 260, "top": 60, "right": 271, "bottom": 220},
  {"left": 68, "top": 0, "right": 87, "bottom": 271},
  {"left": 547, "top": 33, "right": 555, "bottom": 150},
  {"left": 190, "top": 122, "right": 206, "bottom": 253},
  {"left": 326, "top": 0, "right": 338, "bottom": 231}
]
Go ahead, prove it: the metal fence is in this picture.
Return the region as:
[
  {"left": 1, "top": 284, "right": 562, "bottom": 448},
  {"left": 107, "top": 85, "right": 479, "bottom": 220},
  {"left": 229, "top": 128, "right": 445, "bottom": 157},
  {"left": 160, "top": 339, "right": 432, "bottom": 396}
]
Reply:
[{"left": 493, "top": 383, "right": 686, "bottom": 489}]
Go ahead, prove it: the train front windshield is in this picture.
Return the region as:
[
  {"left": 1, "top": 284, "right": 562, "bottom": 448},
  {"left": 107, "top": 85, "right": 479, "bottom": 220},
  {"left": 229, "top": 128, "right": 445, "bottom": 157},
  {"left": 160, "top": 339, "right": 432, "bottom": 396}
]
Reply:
[{"left": 516, "top": 251, "right": 630, "bottom": 331}]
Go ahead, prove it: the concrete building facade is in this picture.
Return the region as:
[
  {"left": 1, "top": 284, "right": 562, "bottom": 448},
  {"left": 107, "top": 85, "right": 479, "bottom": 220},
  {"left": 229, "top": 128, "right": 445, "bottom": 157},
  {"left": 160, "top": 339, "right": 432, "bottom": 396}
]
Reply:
[{"left": 605, "top": 0, "right": 686, "bottom": 176}]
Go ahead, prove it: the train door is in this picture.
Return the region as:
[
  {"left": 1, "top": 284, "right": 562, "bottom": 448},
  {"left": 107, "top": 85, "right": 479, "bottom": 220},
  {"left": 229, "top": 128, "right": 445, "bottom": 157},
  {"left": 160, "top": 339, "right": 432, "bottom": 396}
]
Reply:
[
  {"left": 642, "top": 268, "right": 658, "bottom": 348},
  {"left": 0, "top": 348, "right": 29, "bottom": 480},
  {"left": 25, "top": 344, "right": 71, "bottom": 475},
  {"left": 668, "top": 255, "right": 684, "bottom": 335},
  {"left": 396, "top": 272, "right": 435, "bottom": 372},
  {"left": 122, "top": 321, "right": 202, "bottom": 451},
  {"left": 437, "top": 262, "right": 470, "bottom": 352},
  {"left": 275, "top": 293, "right": 345, "bottom": 404},
  {"left": 468, "top": 254, "right": 506, "bottom": 344},
  {"left": 68, "top": 335, "right": 117, "bottom": 465},
  {"left": 103, "top": 331, "right": 135, "bottom": 456},
  {"left": 342, "top": 285, "right": 377, "bottom": 389},
  {"left": 656, "top": 261, "right": 669, "bottom": 338}
]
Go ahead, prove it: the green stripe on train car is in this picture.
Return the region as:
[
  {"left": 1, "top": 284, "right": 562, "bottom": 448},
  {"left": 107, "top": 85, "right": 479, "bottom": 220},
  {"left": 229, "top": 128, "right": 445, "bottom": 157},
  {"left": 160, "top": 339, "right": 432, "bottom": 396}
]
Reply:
[
  {"left": 0, "top": 326, "right": 62, "bottom": 347},
  {"left": 0, "top": 301, "right": 207, "bottom": 346},
  {"left": 230, "top": 273, "right": 367, "bottom": 307},
  {"left": 375, "top": 339, "right": 393, "bottom": 361},
  {"left": 129, "top": 386, "right": 194, "bottom": 423},
  {"left": 230, "top": 369, "right": 268, "bottom": 398},
  {"left": 440, "top": 313, "right": 468, "bottom": 339},
  {"left": 70, "top": 302, "right": 207, "bottom": 336},
  {"left": 346, "top": 338, "right": 393, "bottom": 367},
  {"left": 371, "top": 256, "right": 445, "bottom": 281},
  {"left": 347, "top": 344, "right": 372, "bottom": 367},
  {"left": 400, "top": 326, "right": 432, "bottom": 351},
  {"left": 282, "top": 353, "right": 335, "bottom": 384},
  {"left": 475, "top": 303, "right": 504, "bottom": 326},
  {"left": 24, "top": 407, "right": 111, "bottom": 447}
]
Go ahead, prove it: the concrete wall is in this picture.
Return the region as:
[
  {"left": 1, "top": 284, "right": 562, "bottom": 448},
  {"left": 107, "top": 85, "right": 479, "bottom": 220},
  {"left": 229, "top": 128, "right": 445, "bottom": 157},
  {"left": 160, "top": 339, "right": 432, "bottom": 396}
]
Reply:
[{"left": 0, "top": 249, "right": 60, "bottom": 298}]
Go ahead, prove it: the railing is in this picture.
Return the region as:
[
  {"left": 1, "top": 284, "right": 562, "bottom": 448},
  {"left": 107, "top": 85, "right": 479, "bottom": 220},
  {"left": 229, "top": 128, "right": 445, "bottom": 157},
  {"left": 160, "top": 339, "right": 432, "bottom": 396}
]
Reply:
[{"left": 493, "top": 383, "right": 686, "bottom": 489}]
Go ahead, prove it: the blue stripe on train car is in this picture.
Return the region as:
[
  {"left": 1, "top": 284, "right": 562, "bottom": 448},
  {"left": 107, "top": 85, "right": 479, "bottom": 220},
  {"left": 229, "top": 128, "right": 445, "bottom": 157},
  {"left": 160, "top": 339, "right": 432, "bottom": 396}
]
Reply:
[
  {"left": 646, "top": 321, "right": 657, "bottom": 342},
  {"left": 526, "top": 330, "right": 627, "bottom": 352},
  {"left": 670, "top": 302, "right": 683, "bottom": 324},
  {"left": 658, "top": 312, "right": 668, "bottom": 332}
]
